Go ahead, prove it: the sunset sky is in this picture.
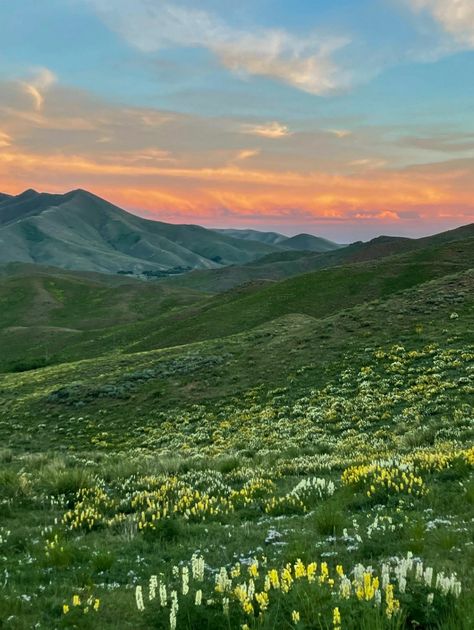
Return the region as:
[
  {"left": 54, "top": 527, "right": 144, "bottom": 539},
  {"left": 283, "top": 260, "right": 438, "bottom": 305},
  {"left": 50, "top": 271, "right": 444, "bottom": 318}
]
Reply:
[{"left": 1, "top": 0, "right": 473, "bottom": 240}]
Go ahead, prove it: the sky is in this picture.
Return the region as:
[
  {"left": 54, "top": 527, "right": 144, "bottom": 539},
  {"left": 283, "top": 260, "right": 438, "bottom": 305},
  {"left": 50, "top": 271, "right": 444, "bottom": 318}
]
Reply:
[{"left": 0, "top": 0, "right": 473, "bottom": 240}]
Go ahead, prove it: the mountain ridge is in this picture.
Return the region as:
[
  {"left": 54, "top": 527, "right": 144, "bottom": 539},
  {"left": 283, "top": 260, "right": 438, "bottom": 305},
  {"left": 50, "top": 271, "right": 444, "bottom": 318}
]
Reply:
[{"left": 0, "top": 189, "right": 284, "bottom": 273}]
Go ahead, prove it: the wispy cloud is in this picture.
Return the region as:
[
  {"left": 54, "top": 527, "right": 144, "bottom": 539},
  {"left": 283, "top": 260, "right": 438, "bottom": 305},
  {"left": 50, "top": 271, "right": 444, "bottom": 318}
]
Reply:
[
  {"left": 242, "top": 121, "right": 291, "bottom": 139},
  {"left": 327, "top": 129, "right": 352, "bottom": 139},
  {"left": 87, "top": 0, "right": 350, "bottom": 95},
  {"left": 0, "top": 130, "right": 12, "bottom": 148},
  {"left": 400, "top": 131, "right": 474, "bottom": 153},
  {"left": 1, "top": 70, "right": 471, "bottom": 237},
  {"left": 407, "top": 0, "right": 474, "bottom": 47},
  {"left": 20, "top": 67, "right": 57, "bottom": 112},
  {"left": 235, "top": 149, "right": 260, "bottom": 161}
]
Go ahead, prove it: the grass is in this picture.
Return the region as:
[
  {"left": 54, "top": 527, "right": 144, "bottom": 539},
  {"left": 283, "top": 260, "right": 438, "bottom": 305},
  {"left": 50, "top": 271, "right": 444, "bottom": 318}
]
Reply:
[{"left": 0, "top": 234, "right": 472, "bottom": 628}]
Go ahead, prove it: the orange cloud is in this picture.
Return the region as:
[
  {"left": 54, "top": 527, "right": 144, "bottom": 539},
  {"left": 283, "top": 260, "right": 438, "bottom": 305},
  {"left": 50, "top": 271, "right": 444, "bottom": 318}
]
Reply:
[
  {"left": 0, "top": 73, "right": 472, "bottom": 236},
  {"left": 1, "top": 147, "right": 472, "bottom": 232}
]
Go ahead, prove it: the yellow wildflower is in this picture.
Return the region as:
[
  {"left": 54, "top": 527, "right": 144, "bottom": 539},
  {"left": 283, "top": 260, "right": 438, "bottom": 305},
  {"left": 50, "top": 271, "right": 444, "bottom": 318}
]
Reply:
[{"left": 292, "top": 610, "right": 300, "bottom": 623}]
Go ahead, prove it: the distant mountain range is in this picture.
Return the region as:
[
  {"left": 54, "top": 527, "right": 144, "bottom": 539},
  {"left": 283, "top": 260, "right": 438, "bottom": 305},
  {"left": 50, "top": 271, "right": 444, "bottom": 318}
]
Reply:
[
  {"left": 0, "top": 189, "right": 341, "bottom": 274},
  {"left": 164, "top": 222, "right": 474, "bottom": 293},
  {"left": 214, "top": 228, "right": 340, "bottom": 252}
]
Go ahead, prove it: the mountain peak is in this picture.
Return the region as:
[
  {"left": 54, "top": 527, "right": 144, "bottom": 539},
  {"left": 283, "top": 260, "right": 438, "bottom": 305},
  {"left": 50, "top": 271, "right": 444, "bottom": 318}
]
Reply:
[{"left": 18, "top": 188, "right": 39, "bottom": 198}]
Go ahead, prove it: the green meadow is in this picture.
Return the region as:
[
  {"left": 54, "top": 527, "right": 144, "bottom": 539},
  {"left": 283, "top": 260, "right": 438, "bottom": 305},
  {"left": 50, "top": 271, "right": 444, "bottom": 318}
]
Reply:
[{"left": 0, "top": 234, "right": 473, "bottom": 629}]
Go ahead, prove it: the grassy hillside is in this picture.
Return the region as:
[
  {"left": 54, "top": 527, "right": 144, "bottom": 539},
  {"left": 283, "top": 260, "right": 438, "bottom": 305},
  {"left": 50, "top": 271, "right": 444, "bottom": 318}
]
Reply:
[
  {"left": 0, "top": 189, "right": 280, "bottom": 273},
  {"left": 1, "top": 265, "right": 472, "bottom": 451},
  {"left": 125, "top": 236, "right": 474, "bottom": 353},
  {"left": 0, "top": 235, "right": 472, "bottom": 372},
  {"left": 165, "top": 223, "right": 474, "bottom": 293},
  {"left": 0, "top": 263, "right": 206, "bottom": 371},
  {"left": 1, "top": 267, "right": 472, "bottom": 628}
]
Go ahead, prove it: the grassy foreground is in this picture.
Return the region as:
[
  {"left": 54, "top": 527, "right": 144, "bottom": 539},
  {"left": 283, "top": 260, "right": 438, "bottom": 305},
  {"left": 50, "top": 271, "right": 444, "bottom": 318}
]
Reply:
[{"left": 0, "top": 266, "right": 473, "bottom": 628}]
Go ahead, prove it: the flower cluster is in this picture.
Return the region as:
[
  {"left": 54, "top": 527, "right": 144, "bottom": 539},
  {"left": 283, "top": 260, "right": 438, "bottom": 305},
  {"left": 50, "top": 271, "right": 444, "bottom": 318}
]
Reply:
[{"left": 135, "top": 552, "right": 461, "bottom": 628}]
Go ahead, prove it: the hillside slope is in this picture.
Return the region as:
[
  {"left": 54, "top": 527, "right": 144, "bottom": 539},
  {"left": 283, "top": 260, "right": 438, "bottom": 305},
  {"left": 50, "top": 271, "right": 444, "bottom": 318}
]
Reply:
[
  {"left": 1, "top": 265, "right": 472, "bottom": 451},
  {"left": 1, "top": 233, "right": 471, "bottom": 372},
  {"left": 127, "top": 235, "right": 474, "bottom": 351},
  {"left": 0, "top": 189, "right": 280, "bottom": 273},
  {"left": 0, "top": 263, "right": 206, "bottom": 371},
  {"left": 166, "top": 222, "right": 474, "bottom": 293},
  {"left": 214, "top": 228, "right": 341, "bottom": 252}
]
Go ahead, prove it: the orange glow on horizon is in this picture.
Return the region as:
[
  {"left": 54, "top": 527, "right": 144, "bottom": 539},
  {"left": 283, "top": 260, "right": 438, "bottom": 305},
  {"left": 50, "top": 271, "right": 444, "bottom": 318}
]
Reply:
[{"left": 0, "top": 148, "right": 472, "bottom": 238}]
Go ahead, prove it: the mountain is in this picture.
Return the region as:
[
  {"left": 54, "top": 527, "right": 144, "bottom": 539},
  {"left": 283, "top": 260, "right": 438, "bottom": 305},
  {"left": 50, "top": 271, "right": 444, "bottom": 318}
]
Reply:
[
  {"left": 165, "top": 222, "right": 474, "bottom": 293},
  {"left": 0, "top": 189, "right": 282, "bottom": 274},
  {"left": 213, "top": 228, "right": 288, "bottom": 245},
  {"left": 214, "top": 227, "right": 341, "bottom": 252},
  {"left": 279, "top": 233, "right": 342, "bottom": 252}
]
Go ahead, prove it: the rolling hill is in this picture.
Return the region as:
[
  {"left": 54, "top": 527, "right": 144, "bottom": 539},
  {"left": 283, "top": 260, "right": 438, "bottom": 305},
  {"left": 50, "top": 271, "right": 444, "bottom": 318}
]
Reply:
[
  {"left": 213, "top": 228, "right": 289, "bottom": 245},
  {"left": 214, "top": 228, "right": 341, "bottom": 252},
  {"left": 0, "top": 228, "right": 472, "bottom": 372},
  {"left": 0, "top": 262, "right": 207, "bottom": 371},
  {"left": 0, "top": 189, "right": 282, "bottom": 273},
  {"left": 165, "top": 222, "right": 474, "bottom": 293},
  {"left": 1, "top": 264, "right": 472, "bottom": 446},
  {"left": 124, "top": 234, "right": 474, "bottom": 353}
]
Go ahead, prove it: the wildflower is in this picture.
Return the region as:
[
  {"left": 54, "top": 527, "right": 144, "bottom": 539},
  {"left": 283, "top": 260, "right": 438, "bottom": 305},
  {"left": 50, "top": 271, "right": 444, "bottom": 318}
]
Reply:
[
  {"left": 248, "top": 559, "right": 259, "bottom": 578},
  {"left": 339, "top": 576, "right": 351, "bottom": 599},
  {"left": 160, "top": 583, "right": 167, "bottom": 607},
  {"left": 195, "top": 589, "right": 202, "bottom": 606},
  {"left": 281, "top": 565, "right": 293, "bottom": 592},
  {"left": 385, "top": 584, "right": 400, "bottom": 619},
  {"left": 242, "top": 600, "right": 254, "bottom": 615},
  {"left": 93, "top": 598, "right": 100, "bottom": 611},
  {"left": 294, "top": 559, "right": 306, "bottom": 579},
  {"left": 191, "top": 554, "right": 205, "bottom": 581},
  {"left": 135, "top": 585, "right": 145, "bottom": 612},
  {"left": 268, "top": 568, "right": 280, "bottom": 589},
  {"left": 170, "top": 590, "right": 178, "bottom": 630},
  {"left": 149, "top": 575, "right": 158, "bottom": 600},
  {"left": 307, "top": 562, "right": 317, "bottom": 582},
  {"left": 333, "top": 606, "right": 341, "bottom": 629},
  {"left": 230, "top": 563, "right": 241, "bottom": 578},
  {"left": 292, "top": 610, "right": 300, "bottom": 623},
  {"left": 255, "top": 591, "right": 269, "bottom": 612},
  {"left": 215, "top": 567, "right": 231, "bottom": 593},
  {"left": 319, "top": 562, "right": 329, "bottom": 583},
  {"left": 223, "top": 597, "right": 230, "bottom": 615},
  {"left": 62, "top": 604, "right": 69, "bottom": 615},
  {"left": 72, "top": 595, "right": 81, "bottom": 607},
  {"left": 182, "top": 567, "right": 189, "bottom": 595}
]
